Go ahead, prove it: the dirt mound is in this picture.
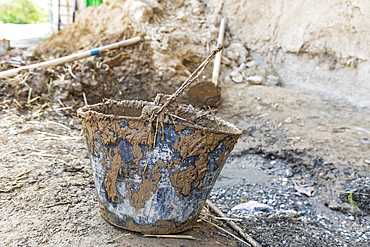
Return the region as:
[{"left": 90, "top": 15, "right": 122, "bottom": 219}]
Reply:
[
  {"left": 40, "top": 0, "right": 142, "bottom": 54},
  {"left": 1, "top": 0, "right": 262, "bottom": 108},
  {"left": 39, "top": 0, "right": 218, "bottom": 75}
]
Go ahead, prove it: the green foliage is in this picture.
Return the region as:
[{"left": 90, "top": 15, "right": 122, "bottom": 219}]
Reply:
[
  {"left": 348, "top": 193, "right": 359, "bottom": 209},
  {"left": 0, "top": 0, "right": 48, "bottom": 24}
]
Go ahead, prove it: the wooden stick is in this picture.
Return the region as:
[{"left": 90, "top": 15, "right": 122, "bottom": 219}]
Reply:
[
  {"left": 44, "top": 201, "right": 70, "bottom": 208},
  {"left": 0, "top": 36, "right": 142, "bottom": 79},
  {"left": 106, "top": 233, "right": 131, "bottom": 243},
  {"left": 206, "top": 199, "right": 261, "bottom": 247},
  {"left": 212, "top": 18, "right": 226, "bottom": 86},
  {"left": 200, "top": 217, "right": 250, "bottom": 247}
]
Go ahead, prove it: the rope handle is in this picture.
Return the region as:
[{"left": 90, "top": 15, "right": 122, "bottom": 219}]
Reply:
[{"left": 156, "top": 44, "right": 223, "bottom": 115}]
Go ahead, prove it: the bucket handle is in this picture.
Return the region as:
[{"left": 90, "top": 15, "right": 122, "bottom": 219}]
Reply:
[{"left": 156, "top": 44, "right": 223, "bottom": 115}]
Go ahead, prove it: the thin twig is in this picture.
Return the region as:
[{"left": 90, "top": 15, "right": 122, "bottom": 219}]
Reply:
[
  {"left": 27, "top": 88, "right": 32, "bottom": 104},
  {"left": 44, "top": 201, "right": 70, "bottom": 208},
  {"left": 16, "top": 169, "right": 32, "bottom": 178},
  {"left": 106, "top": 233, "right": 131, "bottom": 243},
  {"left": 334, "top": 190, "right": 370, "bottom": 196},
  {"left": 14, "top": 99, "right": 22, "bottom": 108},
  {"left": 0, "top": 183, "right": 24, "bottom": 193},
  {"left": 143, "top": 234, "right": 195, "bottom": 240},
  {"left": 36, "top": 131, "right": 79, "bottom": 139},
  {"left": 83, "top": 92, "right": 88, "bottom": 106},
  {"left": 27, "top": 96, "right": 40, "bottom": 104},
  {"left": 206, "top": 199, "right": 261, "bottom": 247},
  {"left": 58, "top": 99, "right": 65, "bottom": 108},
  {"left": 168, "top": 113, "right": 188, "bottom": 122},
  {"left": 54, "top": 107, "right": 73, "bottom": 111},
  {"left": 46, "top": 120, "right": 71, "bottom": 130},
  {"left": 68, "top": 65, "right": 76, "bottom": 79},
  {"left": 200, "top": 217, "right": 251, "bottom": 247},
  {"left": 200, "top": 212, "right": 242, "bottom": 221},
  {"left": 153, "top": 117, "right": 159, "bottom": 148}
]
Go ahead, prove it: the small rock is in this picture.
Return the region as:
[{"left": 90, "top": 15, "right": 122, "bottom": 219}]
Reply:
[
  {"left": 246, "top": 60, "right": 257, "bottom": 68},
  {"left": 292, "top": 179, "right": 314, "bottom": 197},
  {"left": 193, "top": 7, "right": 203, "bottom": 15},
  {"left": 226, "top": 43, "right": 248, "bottom": 64},
  {"left": 230, "top": 71, "right": 241, "bottom": 77},
  {"left": 191, "top": 1, "right": 204, "bottom": 15},
  {"left": 226, "top": 50, "right": 239, "bottom": 62},
  {"left": 173, "top": 0, "right": 184, "bottom": 7},
  {"left": 285, "top": 169, "right": 294, "bottom": 178},
  {"left": 221, "top": 56, "right": 231, "bottom": 65},
  {"left": 51, "top": 80, "right": 72, "bottom": 101},
  {"left": 231, "top": 201, "right": 274, "bottom": 215},
  {"left": 364, "top": 159, "right": 370, "bottom": 165},
  {"left": 266, "top": 75, "right": 280, "bottom": 85},
  {"left": 238, "top": 63, "right": 247, "bottom": 71},
  {"left": 142, "top": 0, "right": 163, "bottom": 14},
  {"left": 284, "top": 117, "right": 292, "bottom": 123},
  {"left": 296, "top": 201, "right": 303, "bottom": 206},
  {"left": 129, "top": 1, "right": 153, "bottom": 23},
  {"left": 72, "top": 82, "right": 82, "bottom": 93},
  {"left": 230, "top": 70, "right": 243, "bottom": 83},
  {"left": 247, "top": 75, "right": 263, "bottom": 85},
  {"left": 176, "top": 11, "right": 187, "bottom": 21},
  {"left": 277, "top": 209, "right": 298, "bottom": 217}
]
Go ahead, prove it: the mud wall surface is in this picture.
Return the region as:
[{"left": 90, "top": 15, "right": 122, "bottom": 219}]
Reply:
[{"left": 205, "top": 0, "right": 370, "bottom": 109}]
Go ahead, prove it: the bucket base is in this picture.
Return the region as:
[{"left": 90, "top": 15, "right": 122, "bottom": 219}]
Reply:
[{"left": 100, "top": 208, "right": 199, "bottom": 234}]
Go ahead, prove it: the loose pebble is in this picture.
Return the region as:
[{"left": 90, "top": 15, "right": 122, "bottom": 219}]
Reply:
[
  {"left": 230, "top": 70, "right": 243, "bottom": 83},
  {"left": 232, "top": 201, "right": 274, "bottom": 215},
  {"left": 247, "top": 75, "right": 264, "bottom": 85},
  {"left": 246, "top": 60, "right": 257, "bottom": 68}
]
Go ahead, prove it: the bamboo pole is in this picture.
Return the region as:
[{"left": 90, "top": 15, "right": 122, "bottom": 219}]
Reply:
[{"left": 0, "top": 36, "right": 142, "bottom": 79}]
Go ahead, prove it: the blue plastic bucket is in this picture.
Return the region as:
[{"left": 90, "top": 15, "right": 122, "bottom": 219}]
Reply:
[{"left": 77, "top": 97, "right": 241, "bottom": 234}]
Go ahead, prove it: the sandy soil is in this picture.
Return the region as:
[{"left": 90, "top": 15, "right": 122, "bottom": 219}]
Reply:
[{"left": 0, "top": 82, "right": 369, "bottom": 246}]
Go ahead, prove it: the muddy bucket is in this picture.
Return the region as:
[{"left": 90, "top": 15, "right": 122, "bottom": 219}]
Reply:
[{"left": 77, "top": 96, "right": 241, "bottom": 234}]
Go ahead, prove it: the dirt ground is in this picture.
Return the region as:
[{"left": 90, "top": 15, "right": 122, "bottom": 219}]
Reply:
[
  {"left": 1, "top": 81, "right": 369, "bottom": 246},
  {"left": 1, "top": 1, "right": 370, "bottom": 246}
]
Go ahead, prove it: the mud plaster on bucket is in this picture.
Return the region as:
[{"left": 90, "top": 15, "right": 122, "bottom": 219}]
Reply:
[{"left": 77, "top": 98, "right": 242, "bottom": 234}]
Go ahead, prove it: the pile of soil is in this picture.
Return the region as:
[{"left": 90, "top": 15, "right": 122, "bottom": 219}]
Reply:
[{"left": 2, "top": 0, "right": 270, "bottom": 108}]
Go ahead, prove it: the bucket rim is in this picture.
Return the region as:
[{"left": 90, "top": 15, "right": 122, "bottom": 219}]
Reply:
[{"left": 77, "top": 99, "right": 242, "bottom": 136}]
